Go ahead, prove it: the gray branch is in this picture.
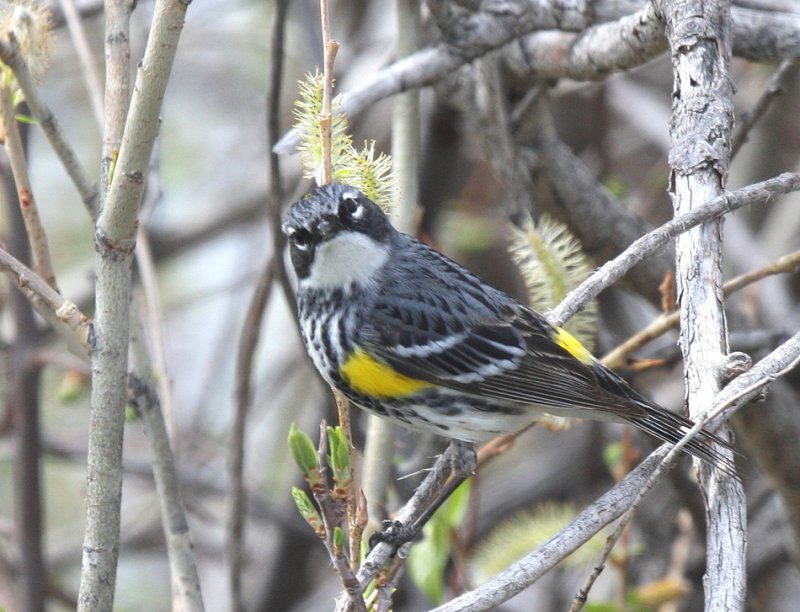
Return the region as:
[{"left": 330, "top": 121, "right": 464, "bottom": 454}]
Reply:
[
  {"left": 129, "top": 325, "right": 204, "bottom": 611},
  {"left": 432, "top": 330, "right": 800, "bottom": 611},
  {"left": 275, "top": 1, "right": 800, "bottom": 154},
  {"left": 505, "top": 1, "right": 667, "bottom": 81},
  {"left": 77, "top": 1, "right": 190, "bottom": 609},
  {"left": 549, "top": 172, "right": 800, "bottom": 327},
  {"left": 658, "top": 1, "right": 745, "bottom": 610}
]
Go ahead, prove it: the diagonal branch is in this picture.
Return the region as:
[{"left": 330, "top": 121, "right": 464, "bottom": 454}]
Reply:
[
  {"left": 275, "top": 2, "right": 800, "bottom": 155},
  {"left": 432, "top": 331, "right": 800, "bottom": 612},
  {"left": 549, "top": 172, "right": 800, "bottom": 327},
  {"left": 0, "top": 36, "right": 99, "bottom": 216},
  {"left": 0, "top": 246, "right": 92, "bottom": 350}
]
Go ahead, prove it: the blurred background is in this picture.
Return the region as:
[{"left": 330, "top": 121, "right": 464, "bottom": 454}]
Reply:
[{"left": 1, "top": 0, "right": 799, "bottom": 610}]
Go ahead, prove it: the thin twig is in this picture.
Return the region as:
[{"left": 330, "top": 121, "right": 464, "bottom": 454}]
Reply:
[
  {"left": 319, "top": 0, "right": 339, "bottom": 185},
  {"left": 0, "top": 83, "right": 57, "bottom": 289},
  {"left": 101, "top": 0, "right": 131, "bottom": 197},
  {"left": 602, "top": 249, "right": 800, "bottom": 369},
  {"left": 225, "top": 1, "right": 292, "bottom": 608},
  {"left": 0, "top": 246, "right": 92, "bottom": 349},
  {"left": 129, "top": 319, "right": 205, "bottom": 612},
  {"left": 57, "top": 0, "right": 104, "bottom": 130},
  {"left": 227, "top": 262, "right": 275, "bottom": 612},
  {"left": 0, "top": 36, "right": 98, "bottom": 216},
  {"left": 135, "top": 144, "right": 175, "bottom": 438},
  {"left": 549, "top": 172, "right": 800, "bottom": 327},
  {"left": 266, "top": 0, "right": 297, "bottom": 322},
  {"left": 731, "top": 56, "right": 799, "bottom": 158},
  {"left": 570, "top": 508, "right": 635, "bottom": 611},
  {"left": 3, "top": 146, "right": 46, "bottom": 612},
  {"left": 335, "top": 442, "right": 470, "bottom": 611}
]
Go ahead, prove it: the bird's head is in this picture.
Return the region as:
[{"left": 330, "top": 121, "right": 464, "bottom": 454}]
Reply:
[{"left": 282, "top": 184, "right": 394, "bottom": 289}]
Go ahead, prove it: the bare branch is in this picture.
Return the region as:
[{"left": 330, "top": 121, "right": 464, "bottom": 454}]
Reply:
[
  {"left": 602, "top": 250, "right": 800, "bottom": 369},
  {"left": 432, "top": 330, "right": 800, "bottom": 611},
  {"left": 266, "top": 0, "right": 297, "bottom": 323},
  {"left": 57, "top": 0, "right": 104, "bottom": 129},
  {"left": 549, "top": 172, "right": 800, "bottom": 327},
  {"left": 0, "top": 247, "right": 92, "bottom": 350},
  {"left": 227, "top": 262, "right": 274, "bottom": 612},
  {"left": 505, "top": 1, "right": 666, "bottom": 82},
  {"left": 0, "top": 36, "right": 99, "bottom": 216},
  {"left": 78, "top": 0, "right": 190, "bottom": 608},
  {"left": 731, "top": 57, "right": 800, "bottom": 157},
  {"left": 659, "top": 0, "right": 745, "bottom": 609},
  {"left": 275, "top": 2, "right": 800, "bottom": 155},
  {"left": 4, "top": 149, "right": 46, "bottom": 612},
  {"left": 731, "top": 5, "right": 800, "bottom": 62},
  {"left": 432, "top": 451, "right": 666, "bottom": 611},
  {"left": 0, "top": 84, "right": 58, "bottom": 289},
  {"left": 128, "top": 326, "right": 205, "bottom": 612},
  {"left": 101, "top": 0, "right": 131, "bottom": 197}
]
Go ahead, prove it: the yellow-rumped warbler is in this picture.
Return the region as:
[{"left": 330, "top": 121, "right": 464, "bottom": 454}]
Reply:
[{"left": 283, "top": 183, "right": 731, "bottom": 470}]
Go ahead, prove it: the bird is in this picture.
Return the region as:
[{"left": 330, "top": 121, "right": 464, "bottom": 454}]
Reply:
[{"left": 282, "top": 182, "right": 734, "bottom": 473}]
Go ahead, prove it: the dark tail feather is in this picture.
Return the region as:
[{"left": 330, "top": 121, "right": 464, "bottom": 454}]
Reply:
[
  {"left": 591, "top": 363, "right": 738, "bottom": 475},
  {"left": 627, "top": 398, "right": 737, "bottom": 475}
]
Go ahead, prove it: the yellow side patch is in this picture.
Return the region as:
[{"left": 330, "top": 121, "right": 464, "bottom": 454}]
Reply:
[
  {"left": 553, "top": 328, "right": 594, "bottom": 364},
  {"left": 341, "top": 348, "right": 434, "bottom": 399}
]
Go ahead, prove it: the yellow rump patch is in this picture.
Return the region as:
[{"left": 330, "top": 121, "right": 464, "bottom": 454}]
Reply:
[
  {"left": 553, "top": 328, "right": 594, "bottom": 364},
  {"left": 340, "top": 348, "right": 434, "bottom": 399}
]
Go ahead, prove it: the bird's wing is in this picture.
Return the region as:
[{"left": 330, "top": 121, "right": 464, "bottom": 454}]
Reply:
[
  {"left": 360, "top": 243, "right": 643, "bottom": 417},
  {"left": 360, "top": 242, "right": 735, "bottom": 472}
]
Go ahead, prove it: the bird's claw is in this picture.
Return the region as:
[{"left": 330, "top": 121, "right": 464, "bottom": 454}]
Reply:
[{"left": 368, "top": 519, "right": 419, "bottom": 553}]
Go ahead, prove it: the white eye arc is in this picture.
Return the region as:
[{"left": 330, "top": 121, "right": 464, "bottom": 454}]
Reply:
[
  {"left": 288, "top": 227, "right": 312, "bottom": 251},
  {"left": 340, "top": 195, "right": 364, "bottom": 221}
]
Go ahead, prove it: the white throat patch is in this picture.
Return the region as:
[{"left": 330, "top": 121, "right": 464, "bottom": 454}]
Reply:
[{"left": 301, "top": 231, "right": 389, "bottom": 290}]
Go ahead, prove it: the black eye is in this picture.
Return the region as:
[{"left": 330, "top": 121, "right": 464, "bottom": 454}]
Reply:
[
  {"left": 339, "top": 196, "right": 364, "bottom": 221},
  {"left": 290, "top": 228, "right": 312, "bottom": 251}
]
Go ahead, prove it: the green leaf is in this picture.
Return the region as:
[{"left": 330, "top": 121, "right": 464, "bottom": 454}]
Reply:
[
  {"left": 603, "top": 441, "right": 624, "bottom": 474},
  {"left": 327, "top": 425, "right": 351, "bottom": 483},
  {"left": 333, "top": 525, "right": 345, "bottom": 550},
  {"left": 288, "top": 423, "right": 319, "bottom": 479},
  {"left": 408, "top": 518, "right": 448, "bottom": 604},
  {"left": 408, "top": 480, "right": 472, "bottom": 604},
  {"left": 291, "top": 486, "right": 325, "bottom": 537},
  {"left": 14, "top": 113, "right": 36, "bottom": 125}
]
